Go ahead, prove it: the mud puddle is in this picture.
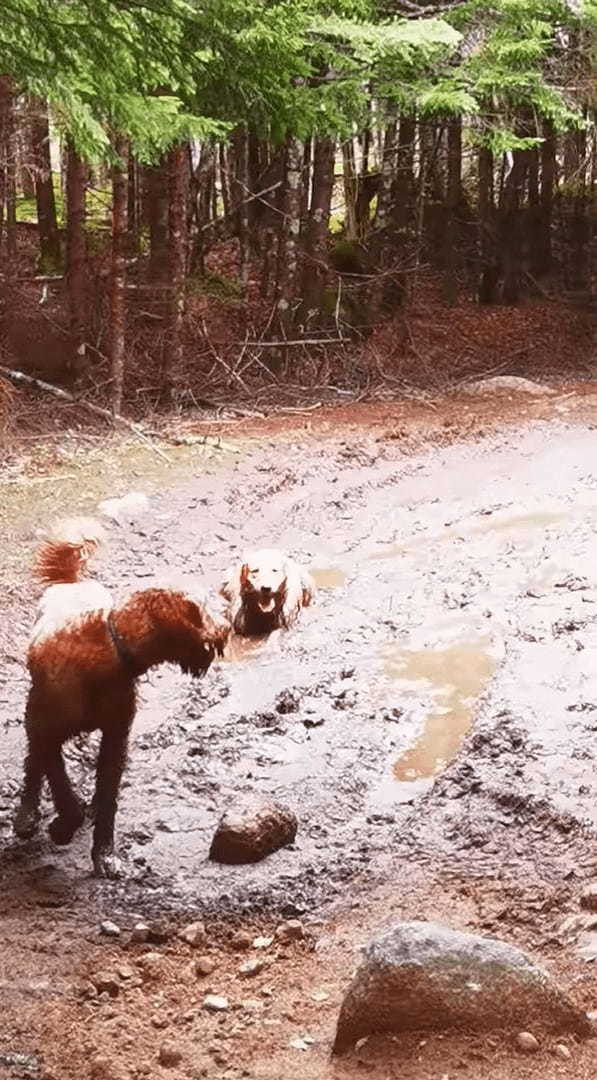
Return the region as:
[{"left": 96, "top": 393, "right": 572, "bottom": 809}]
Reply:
[{"left": 3, "top": 415, "right": 597, "bottom": 920}]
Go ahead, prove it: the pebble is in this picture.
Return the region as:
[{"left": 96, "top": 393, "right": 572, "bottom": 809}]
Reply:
[
  {"left": 137, "top": 953, "right": 163, "bottom": 981},
  {"left": 130, "top": 922, "right": 150, "bottom": 943},
  {"left": 555, "top": 1043, "right": 572, "bottom": 1060},
  {"left": 147, "top": 921, "right": 170, "bottom": 944},
  {"left": 253, "top": 936, "right": 274, "bottom": 949},
  {"left": 580, "top": 884, "right": 597, "bottom": 912},
  {"left": 152, "top": 1014, "right": 170, "bottom": 1030},
  {"left": 242, "top": 999, "right": 263, "bottom": 1013},
  {"left": 179, "top": 921, "right": 207, "bottom": 948},
  {"left": 117, "top": 966, "right": 135, "bottom": 981},
  {"left": 231, "top": 930, "right": 253, "bottom": 951},
  {"left": 275, "top": 919, "right": 304, "bottom": 943},
  {"left": 195, "top": 956, "right": 217, "bottom": 977},
  {"left": 100, "top": 920, "right": 121, "bottom": 938},
  {"left": 516, "top": 1031, "right": 540, "bottom": 1053},
  {"left": 239, "top": 957, "right": 266, "bottom": 978},
  {"left": 92, "top": 972, "right": 120, "bottom": 997},
  {"left": 203, "top": 994, "right": 229, "bottom": 1012},
  {"left": 158, "top": 1041, "right": 183, "bottom": 1067}
]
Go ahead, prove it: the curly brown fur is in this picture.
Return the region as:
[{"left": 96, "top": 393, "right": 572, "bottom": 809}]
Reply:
[{"left": 15, "top": 526, "right": 230, "bottom": 879}]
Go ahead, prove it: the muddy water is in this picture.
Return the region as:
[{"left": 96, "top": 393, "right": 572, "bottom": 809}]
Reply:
[
  {"left": 384, "top": 636, "right": 496, "bottom": 783},
  {"left": 310, "top": 566, "right": 347, "bottom": 589},
  {"left": 4, "top": 416, "right": 597, "bottom": 918}
]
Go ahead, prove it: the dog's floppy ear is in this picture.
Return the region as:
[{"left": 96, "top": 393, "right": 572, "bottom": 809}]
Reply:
[{"left": 240, "top": 562, "right": 250, "bottom": 587}]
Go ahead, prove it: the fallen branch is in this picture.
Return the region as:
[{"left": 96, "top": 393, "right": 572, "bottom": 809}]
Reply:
[{"left": 0, "top": 362, "right": 172, "bottom": 462}]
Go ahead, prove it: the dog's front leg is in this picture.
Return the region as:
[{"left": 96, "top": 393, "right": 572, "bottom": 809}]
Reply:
[
  {"left": 14, "top": 691, "right": 47, "bottom": 840},
  {"left": 91, "top": 728, "right": 129, "bottom": 879}
]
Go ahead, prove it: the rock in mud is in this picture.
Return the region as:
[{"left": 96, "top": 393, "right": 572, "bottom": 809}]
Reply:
[
  {"left": 195, "top": 956, "right": 216, "bottom": 977},
  {"left": 99, "top": 920, "right": 121, "bottom": 938},
  {"left": 275, "top": 919, "right": 305, "bottom": 943},
  {"left": 332, "top": 921, "right": 591, "bottom": 1054},
  {"left": 209, "top": 800, "right": 297, "bottom": 864},
  {"left": 203, "top": 994, "right": 229, "bottom": 1012},
  {"left": 158, "top": 1041, "right": 183, "bottom": 1067},
  {"left": 230, "top": 930, "right": 253, "bottom": 951},
  {"left": 91, "top": 972, "right": 120, "bottom": 997},
  {"left": 178, "top": 921, "right": 207, "bottom": 948},
  {"left": 130, "top": 922, "right": 149, "bottom": 943},
  {"left": 516, "top": 1031, "right": 540, "bottom": 1053}
]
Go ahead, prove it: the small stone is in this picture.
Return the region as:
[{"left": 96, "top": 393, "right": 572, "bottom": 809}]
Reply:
[
  {"left": 92, "top": 971, "right": 120, "bottom": 997},
  {"left": 195, "top": 956, "right": 216, "bottom": 977},
  {"left": 152, "top": 1014, "right": 169, "bottom": 1030},
  {"left": 289, "top": 1037, "right": 310, "bottom": 1051},
  {"left": 311, "top": 990, "right": 330, "bottom": 1003},
  {"left": 275, "top": 919, "right": 304, "bottom": 943},
  {"left": 203, "top": 994, "right": 229, "bottom": 1012},
  {"left": 179, "top": 921, "right": 207, "bottom": 948},
  {"left": 253, "top": 936, "right": 274, "bottom": 949},
  {"left": 158, "top": 1041, "right": 183, "bottom": 1067},
  {"left": 100, "top": 920, "right": 121, "bottom": 938},
  {"left": 239, "top": 958, "right": 265, "bottom": 978},
  {"left": 147, "top": 921, "right": 170, "bottom": 944},
  {"left": 555, "top": 1043, "right": 572, "bottom": 1060},
  {"left": 117, "top": 966, "right": 135, "bottom": 981},
  {"left": 580, "top": 884, "right": 597, "bottom": 912},
  {"left": 137, "top": 952, "right": 163, "bottom": 981},
  {"left": 242, "top": 999, "right": 263, "bottom": 1013},
  {"left": 231, "top": 930, "right": 252, "bottom": 951},
  {"left": 516, "top": 1032, "right": 540, "bottom": 1053},
  {"left": 131, "top": 922, "right": 150, "bottom": 943}
]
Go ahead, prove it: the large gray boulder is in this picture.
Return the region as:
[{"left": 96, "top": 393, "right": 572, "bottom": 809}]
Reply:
[{"left": 333, "top": 921, "right": 591, "bottom": 1054}]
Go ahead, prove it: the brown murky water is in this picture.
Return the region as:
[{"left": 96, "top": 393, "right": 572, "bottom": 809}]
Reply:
[
  {"left": 384, "top": 636, "right": 496, "bottom": 782},
  {"left": 310, "top": 566, "right": 347, "bottom": 589}
]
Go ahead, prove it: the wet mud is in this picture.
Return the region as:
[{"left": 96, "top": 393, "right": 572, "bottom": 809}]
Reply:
[{"left": 2, "top": 411, "right": 597, "bottom": 927}]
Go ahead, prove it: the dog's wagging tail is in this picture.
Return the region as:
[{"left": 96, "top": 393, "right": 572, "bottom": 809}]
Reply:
[{"left": 14, "top": 517, "right": 230, "bottom": 878}]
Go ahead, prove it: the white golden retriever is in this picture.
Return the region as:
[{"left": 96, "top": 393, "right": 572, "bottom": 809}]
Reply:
[{"left": 221, "top": 548, "right": 315, "bottom": 636}]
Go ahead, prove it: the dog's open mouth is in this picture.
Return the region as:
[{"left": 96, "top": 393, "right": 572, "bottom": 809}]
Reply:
[{"left": 258, "top": 594, "right": 276, "bottom": 613}]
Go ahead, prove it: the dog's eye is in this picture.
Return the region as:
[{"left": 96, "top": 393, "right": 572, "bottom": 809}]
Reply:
[{"left": 250, "top": 569, "right": 258, "bottom": 574}]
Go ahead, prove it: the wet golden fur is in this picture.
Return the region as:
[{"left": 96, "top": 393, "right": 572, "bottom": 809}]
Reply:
[{"left": 221, "top": 548, "right": 315, "bottom": 636}]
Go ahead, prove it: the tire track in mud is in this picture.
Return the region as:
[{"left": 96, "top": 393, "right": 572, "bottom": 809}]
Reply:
[{"left": 2, "top": 419, "right": 597, "bottom": 923}]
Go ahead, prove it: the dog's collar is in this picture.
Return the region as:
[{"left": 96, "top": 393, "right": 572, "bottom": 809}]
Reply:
[{"left": 106, "top": 612, "right": 141, "bottom": 676}]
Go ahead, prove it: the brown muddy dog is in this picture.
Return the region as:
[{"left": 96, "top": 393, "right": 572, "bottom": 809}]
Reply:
[
  {"left": 221, "top": 547, "right": 316, "bottom": 636},
  {"left": 13, "top": 517, "right": 230, "bottom": 877}
]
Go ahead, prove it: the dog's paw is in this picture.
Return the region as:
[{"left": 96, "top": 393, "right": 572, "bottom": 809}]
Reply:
[
  {"left": 92, "top": 850, "right": 124, "bottom": 879},
  {"left": 48, "top": 815, "right": 81, "bottom": 846},
  {"left": 13, "top": 807, "right": 40, "bottom": 841}
]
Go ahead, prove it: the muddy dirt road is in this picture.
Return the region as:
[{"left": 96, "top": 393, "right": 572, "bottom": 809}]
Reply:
[{"left": 3, "top": 393, "right": 597, "bottom": 1078}]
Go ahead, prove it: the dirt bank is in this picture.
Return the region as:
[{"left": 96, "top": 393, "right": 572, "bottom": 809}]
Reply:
[{"left": 2, "top": 387, "right": 597, "bottom": 1078}]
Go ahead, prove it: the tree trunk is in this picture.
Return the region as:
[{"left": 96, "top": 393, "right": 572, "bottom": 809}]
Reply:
[
  {"left": 109, "top": 135, "right": 128, "bottom": 415},
  {"left": 65, "top": 138, "right": 88, "bottom": 380},
  {"left": 536, "top": 120, "right": 555, "bottom": 276},
  {"left": 393, "top": 114, "right": 416, "bottom": 233},
  {"left": 500, "top": 148, "right": 527, "bottom": 304},
  {"left": 374, "top": 116, "right": 397, "bottom": 233},
  {"left": 219, "top": 142, "right": 231, "bottom": 220},
  {"left": 30, "top": 97, "right": 61, "bottom": 271},
  {"left": 146, "top": 157, "right": 170, "bottom": 281},
  {"left": 299, "top": 136, "right": 335, "bottom": 326},
  {"left": 443, "top": 117, "right": 462, "bottom": 304},
  {"left": 127, "top": 147, "right": 140, "bottom": 255},
  {"left": 190, "top": 140, "right": 216, "bottom": 275},
  {"left": 477, "top": 142, "right": 498, "bottom": 303},
  {"left": 275, "top": 134, "right": 303, "bottom": 344},
  {"left": 165, "top": 142, "right": 188, "bottom": 396},
  {"left": 231, "top": 126, "right": 250, "bottom": 287},
  {"left": 0, "top": 78, "right": 17, "bottom": 260},
  {"left": 342, "top": 138, "right": 358, "bottom": 240}
]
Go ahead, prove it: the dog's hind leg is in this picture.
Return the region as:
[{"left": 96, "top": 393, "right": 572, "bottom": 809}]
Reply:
[
  {"left": 14, "top": 691, "right": 48, "bottom": 840},
  {"left": 91, "top": 727, "right": 130, "bottom": 879},
  {"left": 14, "top": 737, "right": 45, "bottom": 840},
  {"left": 46, "top": 743, "right": 86, "bottom": 846}
]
